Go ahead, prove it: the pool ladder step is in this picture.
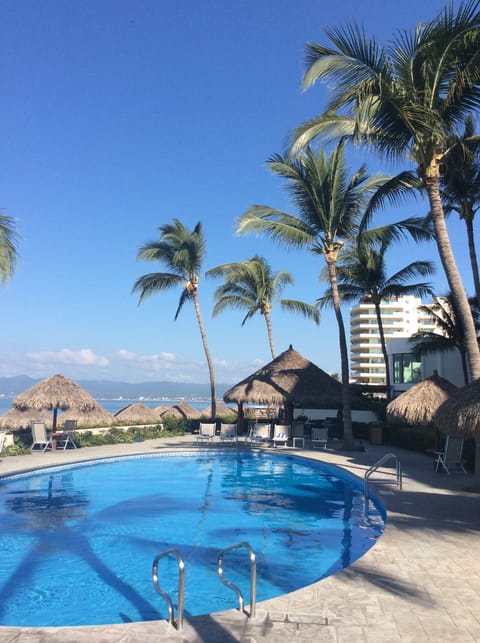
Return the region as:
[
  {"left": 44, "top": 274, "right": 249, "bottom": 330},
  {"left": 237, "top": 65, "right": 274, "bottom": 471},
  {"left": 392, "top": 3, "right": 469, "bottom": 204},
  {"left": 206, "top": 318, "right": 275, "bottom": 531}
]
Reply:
[{"left": 152, "top": 541, "right": 257, "bottom": 631}]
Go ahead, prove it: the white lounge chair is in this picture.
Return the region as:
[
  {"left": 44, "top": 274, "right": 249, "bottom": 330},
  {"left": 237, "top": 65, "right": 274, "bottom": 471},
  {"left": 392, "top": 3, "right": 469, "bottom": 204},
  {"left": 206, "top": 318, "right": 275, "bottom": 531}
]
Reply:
[
  {"left": 56, "top": 419, "right": 78, "bottom": 450},
  {"left": 30, "top": 420, "right": 54, "bottom": 452},
  {"left": 196, "top": 422, "right": 216, "bottom": 444},
  {"left": 311, "top": 427, "right": 328, "bottom": 449},
  {"left": 434, "top": 436, "right": 467, "bottom": 474},
  {"left": 219, "top": 423, "right": 237, "bottom": 444},
  {"left": 272, "top": 424, "right": 290, "bottom": 447},
  {"left": 249, "top": 422, "right": 272, "bottom": 445},
  {"left": 0, "top": 431, "right": 6, "bottom": 454},
  {"left": 291, "top": 421, "right": 305, "bottom": 448}
]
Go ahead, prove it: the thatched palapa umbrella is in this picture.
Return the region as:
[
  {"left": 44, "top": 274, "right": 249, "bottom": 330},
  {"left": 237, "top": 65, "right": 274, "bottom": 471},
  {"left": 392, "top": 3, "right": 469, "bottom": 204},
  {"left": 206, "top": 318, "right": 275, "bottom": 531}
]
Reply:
[
  {"left": 161, "top": 401, "right": 200, "bottom": 419},
  {"left": 114, "top": 402, "right": 158, "bottom": 423},
  {"left": 13, "top": 374, "right": 97, "bottom": 431},
  {"left": 201, "top": 401, "right": 237, "bottom": 418},
  {"left": 60, "top": 402, "right": 115, "bottom": 428},
  {"left": 0, "top": 408, "right": 53, "bottom": 431},
  {"left": 224, "top": 345, "right": 343, "bottom": 427},
  {"left": 386, "top": 371, "right": 458, "bottom": 426},
  {"left": 434, "top": 378, "right": 480, "bottom": 489}
]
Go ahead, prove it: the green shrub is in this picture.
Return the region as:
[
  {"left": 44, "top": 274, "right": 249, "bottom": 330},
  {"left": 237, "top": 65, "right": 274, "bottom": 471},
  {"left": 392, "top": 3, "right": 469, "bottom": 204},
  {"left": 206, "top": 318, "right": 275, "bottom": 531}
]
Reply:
[{"left": 2, "top": 437, "right": 31, "bottom": 456}]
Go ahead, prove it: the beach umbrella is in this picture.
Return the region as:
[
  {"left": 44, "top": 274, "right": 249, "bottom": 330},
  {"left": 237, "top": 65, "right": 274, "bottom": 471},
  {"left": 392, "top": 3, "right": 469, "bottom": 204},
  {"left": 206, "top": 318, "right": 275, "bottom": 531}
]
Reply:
[
  {"left": 434, "top": 379, "right": 480, "bottom": 438},
  {"left": 201, "top": 401, "right": 237, "bottom": 418},
  {"left": 13, "top": 374, "right": 97, "bottom": 431},
  {"left": 161, "top": 401, "right": 201, "bottom": 419},
  {"left": 434, "top": 379, "right": 480, "bottom": 489},
  {"left": 0, "top": 407, "right": 53, "bottom": 431},
  {"left": 152, "top": 404, "right": 169, "bottom": 418},
  {"left": 59, "top": 402, "right": 115, "bottom": 428},
  {"left": 114, "top": 402, "right": 158, "bottom": 423},
  {"left": 224, "top": 345, "right": 343, "bottom": 423},
  {"left": 386, "top": 371, "right": 459, "bottom": 426},
  {"left": 224, "top": 345, "right": 343, "bottom": 407}
]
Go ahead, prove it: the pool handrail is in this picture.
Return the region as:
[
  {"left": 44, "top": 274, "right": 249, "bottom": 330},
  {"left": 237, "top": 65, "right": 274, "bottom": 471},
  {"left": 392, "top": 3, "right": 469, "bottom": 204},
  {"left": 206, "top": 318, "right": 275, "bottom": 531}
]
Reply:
[
  {"left": 152, "top": 548, "right": 185, "bottom": 630},
  {"left": 364, "top": 453, "right": 402, "bottom": 500},
  {"left": 217, "top": 541, "right": 257, "bottom": 618}
]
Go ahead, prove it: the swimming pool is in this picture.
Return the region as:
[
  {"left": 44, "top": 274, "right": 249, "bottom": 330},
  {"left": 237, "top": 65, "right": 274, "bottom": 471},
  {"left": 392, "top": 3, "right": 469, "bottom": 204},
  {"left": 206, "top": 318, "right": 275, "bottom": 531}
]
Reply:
[{"left": 0, "top": 450, "right": 385, "bottom": 627}]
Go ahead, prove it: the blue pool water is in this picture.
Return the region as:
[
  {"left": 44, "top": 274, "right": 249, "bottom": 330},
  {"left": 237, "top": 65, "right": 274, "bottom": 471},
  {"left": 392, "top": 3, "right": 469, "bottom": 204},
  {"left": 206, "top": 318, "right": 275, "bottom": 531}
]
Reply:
[{"left": 0, "top": 451, "right": 385, "bottom": 627}]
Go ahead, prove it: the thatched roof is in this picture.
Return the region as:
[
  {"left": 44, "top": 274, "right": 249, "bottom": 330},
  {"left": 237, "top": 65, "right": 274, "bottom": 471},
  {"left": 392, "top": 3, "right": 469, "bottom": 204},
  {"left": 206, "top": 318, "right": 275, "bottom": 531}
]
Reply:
[
  {"left": 434, "top": 378, "right": 480, "bottom": 438},
  {"left": 386, "top": 372, "right": 459, "bottom": 426},
  {"left": 59, "top": 403, "right": 116, "bottom": 428},
  {"left": 201, "top": 401, "right": 237, "bottom": 418},
  {"left": 13, "top": 374, "right": 97, "bottom": 413},
  {"left": 0, "top": 408, "right": 53, "bottom": 431},
  {"left": 161, "top": 401, "right": 200, "bottom": 419},
  {"left": 114, "top": 402, "right": 158, "bottom": 423},
  {"left": 12, "top": 373, "right": 99, "bottom": 431},
  {"left": 223, "top": 345, "right": 342, "bottom": 407},
  {"left": 152, "top": 404, "right": 169, "bottom": 418}
]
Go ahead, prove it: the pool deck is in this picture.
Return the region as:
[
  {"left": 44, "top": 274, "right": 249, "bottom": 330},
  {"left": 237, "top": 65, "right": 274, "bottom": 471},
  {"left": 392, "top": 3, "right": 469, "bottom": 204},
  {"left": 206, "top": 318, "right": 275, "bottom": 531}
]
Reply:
[{"left": 0, "top": 435, "right": 479, "bottom": 642}]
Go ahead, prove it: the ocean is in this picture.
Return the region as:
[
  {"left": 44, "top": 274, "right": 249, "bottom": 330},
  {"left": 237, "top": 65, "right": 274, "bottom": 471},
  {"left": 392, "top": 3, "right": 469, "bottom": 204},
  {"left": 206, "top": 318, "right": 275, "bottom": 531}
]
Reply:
[{"left": 0, "top": 397, "right": 214, "bottom": 418}]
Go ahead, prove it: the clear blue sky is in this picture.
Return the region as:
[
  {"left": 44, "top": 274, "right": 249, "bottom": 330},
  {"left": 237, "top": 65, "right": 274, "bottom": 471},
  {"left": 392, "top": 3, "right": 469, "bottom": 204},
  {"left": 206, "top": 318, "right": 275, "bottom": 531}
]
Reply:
[{"left": 0, "top": 0, "right": 473, "bottom": 385}]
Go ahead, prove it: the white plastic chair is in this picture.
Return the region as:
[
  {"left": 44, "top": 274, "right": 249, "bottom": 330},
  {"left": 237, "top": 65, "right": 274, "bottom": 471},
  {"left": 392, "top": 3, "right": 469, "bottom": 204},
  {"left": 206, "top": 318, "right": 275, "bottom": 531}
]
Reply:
[
  {"left": 196, "top": 422, "right": 216, "bottom": 443},
  {"left": 249, "top": 422, "right": 272, "bottom": 445},
  {"left": 219, "top": 423, "right": 237, "bottom": 444},
  {"left": 0, "top": 431, "right": 6, "bottom": 454},
  {"left": 434, "top": 436, "right": 467, "bottom": 474},
  {"left": 272, "top": 424, "right": 290, "bottom": 447},
  {"left": 311, "top": 427, "right": 328, "bottom": 449}
]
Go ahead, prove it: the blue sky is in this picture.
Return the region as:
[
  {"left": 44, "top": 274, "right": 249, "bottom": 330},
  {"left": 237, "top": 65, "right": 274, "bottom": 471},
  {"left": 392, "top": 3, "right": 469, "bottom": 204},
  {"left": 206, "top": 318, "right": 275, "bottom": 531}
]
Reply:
[{"left": 0, "top": 0, "right": 473, "bottom": 385}]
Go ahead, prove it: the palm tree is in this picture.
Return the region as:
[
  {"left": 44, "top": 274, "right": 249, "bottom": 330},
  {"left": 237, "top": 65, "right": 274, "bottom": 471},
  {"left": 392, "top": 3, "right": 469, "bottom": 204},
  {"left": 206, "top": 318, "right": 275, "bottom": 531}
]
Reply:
[
  {"left": 0, "top": 214, "right": 20, "bottom": 283},
  {"left": 206, "top": 255, "right": 320, "bottom": 359},
  {"left": 440, "top": 116, "right": 480, "bottom": 302},
  {"left": 237, "top": 143, "right": 397, "bottom": 449},
  {"left": 410, "top": 293, "right": 480, "bottom": 386},
  {"left": 132, "top": 219, "right": 217, "bottom": 417},
  {"left": 292, "top": 0, "right": 480, "bottom": 382},
  {"left": 320, "top": 236, "right": 435, "bottom": 399}
]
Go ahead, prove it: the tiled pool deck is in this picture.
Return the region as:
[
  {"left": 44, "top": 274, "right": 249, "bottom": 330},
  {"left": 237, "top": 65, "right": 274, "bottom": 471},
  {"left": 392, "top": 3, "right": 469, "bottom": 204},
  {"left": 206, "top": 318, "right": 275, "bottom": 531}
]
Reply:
[{"left": 0, "top": 435, "right": 479, "bottom": 642}]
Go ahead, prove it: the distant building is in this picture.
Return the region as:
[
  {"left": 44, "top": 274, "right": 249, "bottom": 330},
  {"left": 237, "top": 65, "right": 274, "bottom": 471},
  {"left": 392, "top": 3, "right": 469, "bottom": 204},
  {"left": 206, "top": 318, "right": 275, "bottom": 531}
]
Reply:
[
  {"left": 350, "top": 295, "right": 438, "bottom": 389},
  {"left": 386, "top": 337, "right": 464, "bottom": 396}
]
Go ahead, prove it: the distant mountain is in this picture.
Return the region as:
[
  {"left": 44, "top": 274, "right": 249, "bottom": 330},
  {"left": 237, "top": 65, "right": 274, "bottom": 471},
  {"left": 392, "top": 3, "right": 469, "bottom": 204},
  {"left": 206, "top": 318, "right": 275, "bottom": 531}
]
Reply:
[{"left": 0, "top": 375, "right": 231, "bottom": 400}]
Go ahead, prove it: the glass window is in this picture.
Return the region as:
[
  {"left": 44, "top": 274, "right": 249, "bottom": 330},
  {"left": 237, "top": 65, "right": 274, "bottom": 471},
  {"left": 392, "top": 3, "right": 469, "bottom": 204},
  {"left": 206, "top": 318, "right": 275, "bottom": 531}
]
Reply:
[{"left": 393, "top": 353, "right": 421, "bottom": 384}]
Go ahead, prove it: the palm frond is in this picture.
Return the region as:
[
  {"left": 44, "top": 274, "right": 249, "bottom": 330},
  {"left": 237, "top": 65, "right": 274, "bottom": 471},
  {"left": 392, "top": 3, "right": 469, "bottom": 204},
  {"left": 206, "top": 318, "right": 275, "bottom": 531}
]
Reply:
[{"left": 280, "top": 299, "right": 320, "bottom": 324}]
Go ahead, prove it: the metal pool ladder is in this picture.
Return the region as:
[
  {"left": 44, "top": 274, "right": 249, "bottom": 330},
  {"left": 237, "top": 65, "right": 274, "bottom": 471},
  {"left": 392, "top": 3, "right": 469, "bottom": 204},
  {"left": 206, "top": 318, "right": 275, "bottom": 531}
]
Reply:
[
  {"left": 152, "top": 548, "right": 185, "bottom": 630},
  {"left": 364, "top": 453, "right": 402, "bottom": 500},
  {"left": 152, "top": 541, "right": 257, "bottom": 630},
  {"left": 217, "top": 541, "right": 257, "bottom": 618}
]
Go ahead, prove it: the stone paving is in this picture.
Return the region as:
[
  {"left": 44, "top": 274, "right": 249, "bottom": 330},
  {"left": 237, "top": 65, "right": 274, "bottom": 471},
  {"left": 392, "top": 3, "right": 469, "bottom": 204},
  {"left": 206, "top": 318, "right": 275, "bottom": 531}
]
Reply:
[{"left": 0, "top": 435, "right": 479, "bottom": 642}]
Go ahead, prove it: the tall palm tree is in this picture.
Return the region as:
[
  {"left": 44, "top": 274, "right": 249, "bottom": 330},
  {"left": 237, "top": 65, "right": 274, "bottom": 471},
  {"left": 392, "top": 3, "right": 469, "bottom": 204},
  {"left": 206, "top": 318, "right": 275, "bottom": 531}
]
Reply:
[
  {"left": 410, "top": 293, "right": 480, "bottom": 386},
  {"left": 440, "top": 116, "right": 480, "bottom": 302},
  {"left": 132, "top": 219, "right": 217, "bottom": 417},
  {"left": 207, "top": 255, "right": 320, "bottom": 359},
  {"left": 237, "top": 143, "right": 398, "bottom": 449},
  {"left": 0, "top": 214, "right": 20, "bottom": 283},
  {"left": 320, "top": 236, "right": 435, "bottom": 399},
  {"left": 292, "top": 0, "right": 480, "bottom": 382}
]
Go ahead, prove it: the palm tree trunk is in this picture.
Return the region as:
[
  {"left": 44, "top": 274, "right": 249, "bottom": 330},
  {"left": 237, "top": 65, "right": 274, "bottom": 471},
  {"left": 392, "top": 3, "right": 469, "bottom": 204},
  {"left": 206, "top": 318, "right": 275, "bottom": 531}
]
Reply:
[
  {"left": 424, "top": 176, "right": 480, "bottom": 381},
  {"left": 192, "top": 291, "right": 217, "bottom": 418},
  {"left": 475, "top": 437, "right": 480, "bottom": 492},
  {"left": 460, "top": 349, "right": 470, "bottom": 386},
  {"left": 465, "top": 216, "right": 480, "bottom": 303},
  {"left": 326, "top": 256, "right": 353, "bottom": 449},
  {"left": 264, "top": 310, "right": 276, "bottom": 359},
  {"left": 374, "top": 300, "right": 392, "bottom": 400}
]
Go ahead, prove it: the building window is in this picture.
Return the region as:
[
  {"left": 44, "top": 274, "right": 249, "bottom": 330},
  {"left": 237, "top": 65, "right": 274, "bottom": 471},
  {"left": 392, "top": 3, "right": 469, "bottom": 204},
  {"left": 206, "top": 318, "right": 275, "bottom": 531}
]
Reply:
[{"left": 393, "top": 353, "right": 421, "bottom": 384}]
